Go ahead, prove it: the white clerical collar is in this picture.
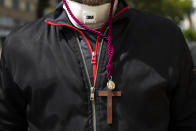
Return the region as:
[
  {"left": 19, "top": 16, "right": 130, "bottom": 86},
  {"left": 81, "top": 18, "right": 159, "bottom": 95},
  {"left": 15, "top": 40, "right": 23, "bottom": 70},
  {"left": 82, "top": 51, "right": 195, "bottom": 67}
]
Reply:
[{"left": 63, "top": 0, "right": 118, "bottom": 29}]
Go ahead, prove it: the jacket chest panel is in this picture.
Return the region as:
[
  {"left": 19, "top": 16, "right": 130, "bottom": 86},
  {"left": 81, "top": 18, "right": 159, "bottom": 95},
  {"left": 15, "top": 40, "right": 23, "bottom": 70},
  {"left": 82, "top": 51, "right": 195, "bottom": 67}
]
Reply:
[
  {"left": 16, "top": 43, "right": 91, "bottom": 130},
  {"left": 13, "top": 41, "right": 90, "bottom": 109},
  {"left": 97, "top": 58, "right": 170, "bottom": 130}
]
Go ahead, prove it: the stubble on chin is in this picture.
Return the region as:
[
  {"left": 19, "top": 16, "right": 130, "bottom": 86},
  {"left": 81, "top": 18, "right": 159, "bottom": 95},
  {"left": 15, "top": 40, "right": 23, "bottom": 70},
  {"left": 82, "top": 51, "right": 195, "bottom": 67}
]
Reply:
[{"left": 70, "top": 0, "right": 112, "bottom": 6}]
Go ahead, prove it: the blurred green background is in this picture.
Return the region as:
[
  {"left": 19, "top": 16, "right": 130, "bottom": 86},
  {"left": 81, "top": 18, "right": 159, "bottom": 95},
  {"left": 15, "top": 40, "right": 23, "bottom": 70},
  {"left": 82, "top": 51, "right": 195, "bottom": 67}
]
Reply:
[{"left": 0, "top": 0, "right": 196, "bottom": 64}]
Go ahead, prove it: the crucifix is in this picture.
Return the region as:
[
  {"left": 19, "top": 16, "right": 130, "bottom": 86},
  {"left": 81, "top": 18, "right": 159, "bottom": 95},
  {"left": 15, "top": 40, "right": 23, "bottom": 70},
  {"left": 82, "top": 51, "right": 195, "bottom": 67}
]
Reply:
[{"left": 98, "top": 79, "right": 122, "bottom": 124}]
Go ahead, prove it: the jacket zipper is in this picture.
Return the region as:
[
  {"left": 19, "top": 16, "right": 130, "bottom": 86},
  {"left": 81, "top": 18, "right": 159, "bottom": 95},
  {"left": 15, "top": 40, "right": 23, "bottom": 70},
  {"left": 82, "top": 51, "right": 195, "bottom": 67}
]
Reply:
[{"left": 76, "top": 28, "right": 108, "bottom": 131}]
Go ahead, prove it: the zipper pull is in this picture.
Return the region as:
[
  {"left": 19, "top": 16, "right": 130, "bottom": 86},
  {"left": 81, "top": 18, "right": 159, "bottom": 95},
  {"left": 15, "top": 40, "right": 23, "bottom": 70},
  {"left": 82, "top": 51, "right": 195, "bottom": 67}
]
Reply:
[
  {"left": 90, "top": 87, "right": 95, "bottom": 101},
  {"left": 91, "top": 51, "right": 97, "bottom": 64}
]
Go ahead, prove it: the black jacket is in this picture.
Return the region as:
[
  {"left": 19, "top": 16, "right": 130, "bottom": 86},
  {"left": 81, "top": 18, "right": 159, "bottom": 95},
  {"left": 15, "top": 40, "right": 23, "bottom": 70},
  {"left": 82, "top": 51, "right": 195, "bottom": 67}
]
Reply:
[{"left": 0, "top": 0, "right": 196, "bottom": 131}]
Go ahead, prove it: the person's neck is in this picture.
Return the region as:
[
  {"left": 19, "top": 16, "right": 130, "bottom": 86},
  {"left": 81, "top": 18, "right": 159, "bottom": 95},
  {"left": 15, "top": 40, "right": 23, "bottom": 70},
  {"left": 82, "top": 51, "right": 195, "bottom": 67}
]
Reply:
[{"left": 63, "top": 0, "right": 118, "bottom": 29}]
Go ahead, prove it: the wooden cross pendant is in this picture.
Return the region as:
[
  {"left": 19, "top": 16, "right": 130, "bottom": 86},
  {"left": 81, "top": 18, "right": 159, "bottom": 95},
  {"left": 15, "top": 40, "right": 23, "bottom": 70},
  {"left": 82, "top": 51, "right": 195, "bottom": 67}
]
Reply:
[{"left": 98, "top": 80, "right": 122, "bottom": 124}]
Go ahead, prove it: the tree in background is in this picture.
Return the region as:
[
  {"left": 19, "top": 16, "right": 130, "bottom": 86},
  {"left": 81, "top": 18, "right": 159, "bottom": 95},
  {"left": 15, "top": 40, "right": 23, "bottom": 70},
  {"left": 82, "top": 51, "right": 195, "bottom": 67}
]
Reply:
[
  {"left": 127, "top": 0, "right": 194, "bottom": 25},
  {"left": 182, "top": 0, "right": 195, "bottom": 28}
]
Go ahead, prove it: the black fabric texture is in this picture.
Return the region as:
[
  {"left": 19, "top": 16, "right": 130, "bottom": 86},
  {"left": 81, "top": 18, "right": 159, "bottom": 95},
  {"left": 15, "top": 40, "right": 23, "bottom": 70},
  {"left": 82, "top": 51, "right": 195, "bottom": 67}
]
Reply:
[{"left": 0, "top": 0, "right": 196, "bottom": 131}]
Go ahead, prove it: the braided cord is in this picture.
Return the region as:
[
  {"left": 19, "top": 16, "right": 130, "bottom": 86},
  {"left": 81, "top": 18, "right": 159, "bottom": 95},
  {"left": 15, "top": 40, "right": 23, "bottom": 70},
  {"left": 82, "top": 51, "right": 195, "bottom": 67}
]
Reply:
[{"left": 62, "top": 0, "right": 115, "bottom": 79}]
